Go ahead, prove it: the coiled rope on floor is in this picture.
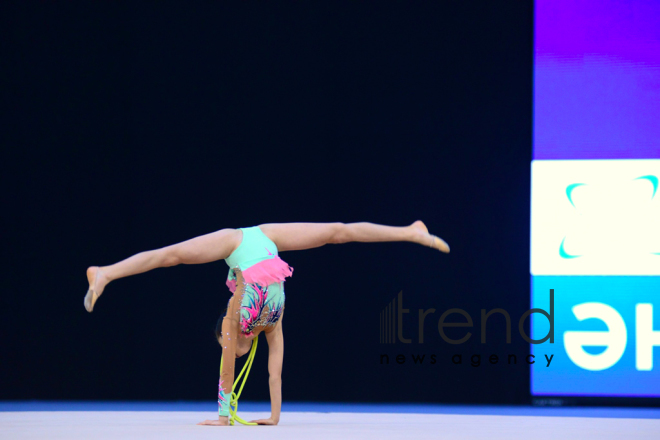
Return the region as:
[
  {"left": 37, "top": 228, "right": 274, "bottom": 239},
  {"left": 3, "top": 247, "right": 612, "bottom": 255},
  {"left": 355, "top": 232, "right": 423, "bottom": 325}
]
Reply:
[{"left": 219, "top": 336, "right": 258, "bottom": 426}]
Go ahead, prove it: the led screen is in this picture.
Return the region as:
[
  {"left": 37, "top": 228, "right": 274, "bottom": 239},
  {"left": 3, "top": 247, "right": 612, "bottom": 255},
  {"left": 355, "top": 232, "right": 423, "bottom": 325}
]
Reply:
[{"left": 531, "top": 0, "right": 660, "bottom": 396}]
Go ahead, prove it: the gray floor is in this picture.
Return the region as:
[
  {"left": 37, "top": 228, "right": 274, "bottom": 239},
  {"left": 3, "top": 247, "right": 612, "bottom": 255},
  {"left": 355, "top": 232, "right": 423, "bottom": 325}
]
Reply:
[{"left": 2, "top": 410, "right": 660, "bottom": 440}]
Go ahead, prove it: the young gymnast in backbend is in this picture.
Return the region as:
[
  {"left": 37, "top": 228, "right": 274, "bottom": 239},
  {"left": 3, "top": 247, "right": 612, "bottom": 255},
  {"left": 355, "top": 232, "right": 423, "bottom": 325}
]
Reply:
[{"left": 83, "top": 221, "right": 450, "bottom": 426}]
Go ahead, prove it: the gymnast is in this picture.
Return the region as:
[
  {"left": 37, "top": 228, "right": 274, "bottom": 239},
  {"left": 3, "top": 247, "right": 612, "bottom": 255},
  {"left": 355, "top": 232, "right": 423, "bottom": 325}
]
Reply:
[{"left": 84, "top": 221, "right": 449, "bottom": 426}]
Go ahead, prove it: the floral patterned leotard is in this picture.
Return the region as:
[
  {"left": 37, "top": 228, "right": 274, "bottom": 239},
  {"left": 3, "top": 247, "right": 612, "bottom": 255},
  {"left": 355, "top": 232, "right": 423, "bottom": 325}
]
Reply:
[{"left": 218, "top": 226, "right": 293, "bottom": 417}]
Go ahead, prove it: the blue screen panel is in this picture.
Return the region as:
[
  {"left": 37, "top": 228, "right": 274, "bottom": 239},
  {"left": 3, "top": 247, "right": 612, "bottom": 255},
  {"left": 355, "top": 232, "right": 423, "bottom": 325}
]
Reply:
[
  {"left": 531, "top": 277, "right": 660, "bottom": 396},
  {"left": 531, "top": 0, "right": 660, "bottom": 397}
]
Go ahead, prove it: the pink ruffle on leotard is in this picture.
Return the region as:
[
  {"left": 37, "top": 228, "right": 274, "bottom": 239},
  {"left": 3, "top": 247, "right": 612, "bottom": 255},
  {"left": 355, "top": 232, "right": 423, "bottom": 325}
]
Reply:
[{"left": 225, "top": 256, "right": 294, "bottom": 293}]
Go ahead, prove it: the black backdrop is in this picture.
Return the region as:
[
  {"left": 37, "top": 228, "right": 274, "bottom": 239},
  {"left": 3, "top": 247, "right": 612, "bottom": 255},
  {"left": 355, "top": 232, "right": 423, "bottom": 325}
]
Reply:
[{"left": 1, "top": 1, "right": 533, "bottom": 404}]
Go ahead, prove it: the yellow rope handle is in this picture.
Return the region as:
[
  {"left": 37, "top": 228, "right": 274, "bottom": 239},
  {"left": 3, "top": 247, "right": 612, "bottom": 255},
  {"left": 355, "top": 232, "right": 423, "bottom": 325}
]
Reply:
[{"left": 219, "top": 336, "right": 259, "bottom": 426}]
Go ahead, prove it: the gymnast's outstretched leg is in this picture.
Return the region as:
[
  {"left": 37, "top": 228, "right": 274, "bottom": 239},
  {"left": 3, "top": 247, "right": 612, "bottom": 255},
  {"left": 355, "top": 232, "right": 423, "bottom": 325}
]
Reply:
[
  {"left": 84, "top": 220, "right": 448, "bottom": 312},
  {"left": 259, "top": 220, "right": 449, "bottom": 253},
  {"left": 84, "top": 228, "right": 242, "bottom": 312}
]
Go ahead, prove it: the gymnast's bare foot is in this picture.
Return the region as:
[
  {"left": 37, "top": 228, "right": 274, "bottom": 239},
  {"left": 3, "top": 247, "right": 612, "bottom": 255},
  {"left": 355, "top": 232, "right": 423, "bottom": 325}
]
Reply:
[
  {"left": 410, "top": 220, "right": 450, "bottom": 253},
  {"left": 198, "top": 416, "right": 230, "bottom": 426},
  {"left": 84, "top": 266, "right": 109, "bottom": 312}
]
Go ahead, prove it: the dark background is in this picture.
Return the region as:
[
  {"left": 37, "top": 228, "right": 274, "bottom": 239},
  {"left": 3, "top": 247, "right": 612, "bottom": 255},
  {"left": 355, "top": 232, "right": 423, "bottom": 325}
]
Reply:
[{"left": 1, "top": 1, "right": 533, "bottom": 404}]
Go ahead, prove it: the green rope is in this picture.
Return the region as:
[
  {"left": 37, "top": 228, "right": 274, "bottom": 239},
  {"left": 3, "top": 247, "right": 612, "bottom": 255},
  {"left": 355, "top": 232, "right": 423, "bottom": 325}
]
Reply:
[{"left": 219, "top": 336, "right": 259, "bottom": 426}]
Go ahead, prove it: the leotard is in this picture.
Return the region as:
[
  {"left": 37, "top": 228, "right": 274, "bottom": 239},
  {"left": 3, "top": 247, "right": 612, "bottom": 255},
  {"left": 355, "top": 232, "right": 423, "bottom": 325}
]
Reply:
[
  {"left": 224, "top": 226, "right": 293, "bottom": 336},
  {"left": 218, "top": 226, "right": 294, "bottom": 417}
]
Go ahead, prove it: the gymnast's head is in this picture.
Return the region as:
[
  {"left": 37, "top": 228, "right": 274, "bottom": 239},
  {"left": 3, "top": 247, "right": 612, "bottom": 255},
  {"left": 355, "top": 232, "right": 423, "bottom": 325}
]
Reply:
[{"left": 215, "top": 312, "right": 252, "bottom": 359}]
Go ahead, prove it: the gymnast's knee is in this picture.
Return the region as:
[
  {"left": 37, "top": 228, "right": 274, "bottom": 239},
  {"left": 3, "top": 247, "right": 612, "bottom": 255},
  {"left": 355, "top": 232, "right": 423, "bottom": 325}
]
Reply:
[
  {"left": 328, "top": 222, "right": 348, "bottom": 244},
  {"left": 160, "top": 247, "right": 183, "bottom": 267}
]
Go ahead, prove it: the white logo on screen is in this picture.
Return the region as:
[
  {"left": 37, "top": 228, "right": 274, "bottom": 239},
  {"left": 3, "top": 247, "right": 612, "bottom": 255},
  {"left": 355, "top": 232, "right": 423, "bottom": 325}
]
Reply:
[{"left": 531, "top": 159, "right": 660, "bottom": 275}]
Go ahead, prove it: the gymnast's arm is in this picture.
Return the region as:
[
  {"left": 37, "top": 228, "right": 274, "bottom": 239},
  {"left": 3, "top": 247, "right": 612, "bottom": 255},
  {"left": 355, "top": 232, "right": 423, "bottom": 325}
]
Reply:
[
  {"left": 198, "top": 298, "right": 240, "bottom": 427},
  {"left": 251, "top": 317, "right": 284, "bottom": 425}
]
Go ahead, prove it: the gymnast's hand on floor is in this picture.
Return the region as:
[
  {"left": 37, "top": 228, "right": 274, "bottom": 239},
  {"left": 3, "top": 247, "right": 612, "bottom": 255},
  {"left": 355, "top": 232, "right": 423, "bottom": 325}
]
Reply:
[
  {"left": 249, "top": 417, "right": 279, "bottom": 425},
  {"left": 197, "top": 416, "right": 229, "bottom": 426}
]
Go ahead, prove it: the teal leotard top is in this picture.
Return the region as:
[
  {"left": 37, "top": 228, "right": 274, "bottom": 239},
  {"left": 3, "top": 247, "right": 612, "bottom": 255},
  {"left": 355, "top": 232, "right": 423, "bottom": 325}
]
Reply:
[
  {"left": 224, "top": 226, "right": 293, "bottom": 291},
  {"left": 225, "top": 226, "right": 279, "bottom": 270}
]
